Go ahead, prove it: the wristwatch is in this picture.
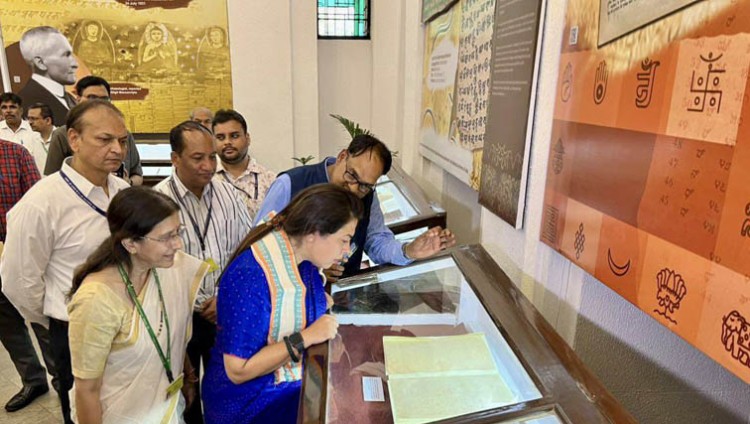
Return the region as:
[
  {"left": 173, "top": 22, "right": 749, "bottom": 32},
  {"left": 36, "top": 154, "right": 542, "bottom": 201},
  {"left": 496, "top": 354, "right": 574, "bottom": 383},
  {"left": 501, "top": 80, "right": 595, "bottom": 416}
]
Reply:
[{"left": 289, "top": 332, "right": 305, "bottom": 356}]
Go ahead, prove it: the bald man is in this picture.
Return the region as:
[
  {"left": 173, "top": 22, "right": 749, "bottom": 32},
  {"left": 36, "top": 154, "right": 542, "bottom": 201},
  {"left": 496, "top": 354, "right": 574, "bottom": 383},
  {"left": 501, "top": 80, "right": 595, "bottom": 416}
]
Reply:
[{"left": 190, "top": 107, "right": 213, "bottom": 129}]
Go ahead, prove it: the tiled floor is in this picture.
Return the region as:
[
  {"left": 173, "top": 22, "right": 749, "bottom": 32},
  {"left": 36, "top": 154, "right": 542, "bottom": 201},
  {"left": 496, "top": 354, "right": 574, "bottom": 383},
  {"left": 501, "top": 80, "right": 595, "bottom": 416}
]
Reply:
[{"left": 0, "top": 333, "right": 62, "bottom": 423}]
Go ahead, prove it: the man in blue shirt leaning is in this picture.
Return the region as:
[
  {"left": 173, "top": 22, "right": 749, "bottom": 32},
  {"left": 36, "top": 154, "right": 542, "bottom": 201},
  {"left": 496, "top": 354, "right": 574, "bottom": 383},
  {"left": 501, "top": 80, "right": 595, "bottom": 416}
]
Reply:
[{"left": 255, "top": 134, "right": 456, "bottom": 280}]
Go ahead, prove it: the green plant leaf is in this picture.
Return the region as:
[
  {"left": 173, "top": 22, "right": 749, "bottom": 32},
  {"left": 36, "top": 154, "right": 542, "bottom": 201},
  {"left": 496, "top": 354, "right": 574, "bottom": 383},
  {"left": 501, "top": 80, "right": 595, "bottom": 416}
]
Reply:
[
  {"left": 292, "top": 155, "right": 315, "bottom": 165},
  {"left": 330, "top": 114, "right": 373, "bottom": 138}
]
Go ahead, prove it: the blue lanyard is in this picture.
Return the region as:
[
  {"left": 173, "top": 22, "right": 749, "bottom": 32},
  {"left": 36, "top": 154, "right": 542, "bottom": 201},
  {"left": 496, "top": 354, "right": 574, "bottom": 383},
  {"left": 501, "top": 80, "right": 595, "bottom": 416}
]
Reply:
[
  {"left": 169, "top": 177, "right": 213, "bottom": 252},
  {"left": 59, "top": 170, "right": 107, "bottom": 217}
]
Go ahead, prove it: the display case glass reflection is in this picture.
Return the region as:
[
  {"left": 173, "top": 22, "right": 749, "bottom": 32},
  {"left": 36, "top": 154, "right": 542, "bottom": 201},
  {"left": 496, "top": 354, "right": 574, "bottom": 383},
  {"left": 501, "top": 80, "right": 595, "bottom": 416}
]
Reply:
[
  {"left": 377, "top": 181, "right": 419, "bottom": 226},
  {"left": 136, "top": 143, "right": 173, "bottom": 178},
  {"left": 327, "top": 257, "right": 541, "bottom": 423}
]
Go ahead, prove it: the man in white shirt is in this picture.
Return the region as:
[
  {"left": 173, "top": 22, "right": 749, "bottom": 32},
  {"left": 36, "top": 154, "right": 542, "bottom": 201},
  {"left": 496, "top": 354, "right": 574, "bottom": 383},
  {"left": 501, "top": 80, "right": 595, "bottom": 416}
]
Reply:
[
  {"left": 212, "top": 109, "right": 276, "bottom": 221},
  {"left": 25, "top": 103, "right": 55, "bottom": 173},
  {"left": 0, "top": 100, "right": 131, "bottom": 424},
  {"left": 154, "top": 120, "right": 252, "bottom": 424},
  {"left": 0, "top": 93, "right": 47, "bottom": 173},
  {"left": 18, "top": 26, "right": 79, "bottom": 126},
  {"left": 27, "top": 102, "right": 56, "bottom": 143}
]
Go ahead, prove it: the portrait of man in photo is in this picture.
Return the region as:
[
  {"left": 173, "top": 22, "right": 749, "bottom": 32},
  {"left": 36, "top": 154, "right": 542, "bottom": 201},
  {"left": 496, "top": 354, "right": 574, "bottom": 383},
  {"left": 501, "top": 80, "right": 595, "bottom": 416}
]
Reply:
[{"left": 18, "top": 26, "right": 79, "bottom": 126}]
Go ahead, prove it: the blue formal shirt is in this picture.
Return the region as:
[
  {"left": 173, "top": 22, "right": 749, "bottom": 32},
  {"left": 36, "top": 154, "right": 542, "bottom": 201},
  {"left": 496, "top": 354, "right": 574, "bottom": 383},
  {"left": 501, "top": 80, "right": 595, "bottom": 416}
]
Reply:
[{"left": 255, "top": 157, "right": 411, "bottom": 266}]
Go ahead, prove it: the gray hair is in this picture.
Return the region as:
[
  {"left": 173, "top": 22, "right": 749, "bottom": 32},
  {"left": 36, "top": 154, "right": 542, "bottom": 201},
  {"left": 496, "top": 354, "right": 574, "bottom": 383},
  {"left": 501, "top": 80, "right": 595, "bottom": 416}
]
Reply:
[
  {"left": 19, "top": 26, "right": 65, "bottom": 65},
  {"left": 189, "top": 107, "right": 213, "bottom": 120}
]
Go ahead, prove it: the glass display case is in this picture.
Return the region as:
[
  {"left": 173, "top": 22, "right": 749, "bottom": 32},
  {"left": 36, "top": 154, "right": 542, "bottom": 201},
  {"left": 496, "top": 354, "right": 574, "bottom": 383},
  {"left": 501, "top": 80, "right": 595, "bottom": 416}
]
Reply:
[
  {"left": 375, "top": 164, "right": 446, "bottom": 236},
  {"left": 133, "top": 136, "right": 172, "bottom": 186},
  {"left": 299, "top": 245, "right": 633, "bottom": 424}
]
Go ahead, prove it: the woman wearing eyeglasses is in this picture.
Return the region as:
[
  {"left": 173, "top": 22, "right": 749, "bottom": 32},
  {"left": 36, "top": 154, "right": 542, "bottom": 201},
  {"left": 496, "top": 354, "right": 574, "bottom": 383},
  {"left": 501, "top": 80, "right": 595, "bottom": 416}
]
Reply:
[
  {"left": 67, "top": 186, "right": 209, "bottom": 423},
  {"left": 201, "top": 184, "right": 363, "bottom": 424}
]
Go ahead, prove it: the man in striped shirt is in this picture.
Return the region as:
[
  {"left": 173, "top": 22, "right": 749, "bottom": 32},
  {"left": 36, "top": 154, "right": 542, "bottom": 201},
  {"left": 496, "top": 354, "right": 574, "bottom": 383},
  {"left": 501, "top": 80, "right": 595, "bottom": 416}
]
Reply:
[{"left": 153, "top": 120, "right": 252, "bottom": 424}]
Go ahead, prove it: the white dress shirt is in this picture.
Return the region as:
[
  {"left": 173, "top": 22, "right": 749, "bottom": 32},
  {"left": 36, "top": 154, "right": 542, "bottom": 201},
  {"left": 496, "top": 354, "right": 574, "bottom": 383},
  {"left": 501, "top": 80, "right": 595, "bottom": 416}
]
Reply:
[
  {"left": 0, "top": 119, "right": 41, "bottom": 146},
  {"left": 154, "top": 172, "right": 253, "bottom": 309},
  {"left": 0, "top": 120, "right": 47, "bottom": 173},
  {"left": 0, "top": 159, "right": 130, "bottom": 324}
]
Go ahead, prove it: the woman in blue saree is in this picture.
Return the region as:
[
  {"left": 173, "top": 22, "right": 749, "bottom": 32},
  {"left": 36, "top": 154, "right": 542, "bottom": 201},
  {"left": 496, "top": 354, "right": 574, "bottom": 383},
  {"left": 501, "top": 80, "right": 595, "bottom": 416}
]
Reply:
[{"left": 202, "top": 184, "right": 363, "bottom": 423}]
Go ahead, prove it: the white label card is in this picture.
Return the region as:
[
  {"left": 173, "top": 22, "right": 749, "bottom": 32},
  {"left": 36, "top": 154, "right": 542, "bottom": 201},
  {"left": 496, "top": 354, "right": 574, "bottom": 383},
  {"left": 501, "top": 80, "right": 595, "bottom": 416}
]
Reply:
[{"left": 362, "top": 376, "right": 385, "bottom": 402}]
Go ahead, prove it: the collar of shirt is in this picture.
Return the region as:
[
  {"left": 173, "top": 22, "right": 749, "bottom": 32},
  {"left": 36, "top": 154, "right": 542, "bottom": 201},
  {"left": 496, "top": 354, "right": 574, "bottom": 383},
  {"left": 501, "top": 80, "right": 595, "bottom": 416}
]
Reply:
[
  {"left": 61, "top": 157, "right": 120, "bottom": 198},
  {"left": 0, "top": 119, "right": 32, "bottom": 134},
  {"left": 44, "top": 126, "right": 57, "bottom": 143},
  {"left": 171, "top": 171, "right": 211, "bottom": 202},
  {"left": 216, "top": 156, "right": 265, "bottom": 180},
  {"left": 323, "top": 156, "right": 336, "bottom": 183},
  {"left": 31, "top": 74, "right": 66, "bottom": 98}
]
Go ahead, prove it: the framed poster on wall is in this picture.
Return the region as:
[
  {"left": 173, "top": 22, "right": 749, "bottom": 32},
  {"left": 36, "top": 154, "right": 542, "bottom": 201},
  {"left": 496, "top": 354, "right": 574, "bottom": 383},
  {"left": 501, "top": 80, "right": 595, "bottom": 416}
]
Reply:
[
  {"left": 478, "top": 0, "right": 546, "bottom": 228},
  {"left": 419, "top": 0, "right": 498, "bottom": 190},
  {"left": 0, "top": 0, "right": 232, "bottom": 133},
  {"left": 541, "top": 0, "right": 750, "bottom": 384}
]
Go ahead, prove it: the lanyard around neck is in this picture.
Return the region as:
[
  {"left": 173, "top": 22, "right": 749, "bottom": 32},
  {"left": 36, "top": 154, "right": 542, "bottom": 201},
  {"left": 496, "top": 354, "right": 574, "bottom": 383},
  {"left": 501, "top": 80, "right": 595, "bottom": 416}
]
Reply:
[
  {"left": 221, "top": 171, "right": 258, "bottom": 200},
  {"left": 117, "top": 264, "right": 174, "bottom": 383},
  {"left": 169, "top": 177, "right": 214, "bottom": 252},
  {"left": 60, "top": 169, "right": 107, "bottom": 217}
]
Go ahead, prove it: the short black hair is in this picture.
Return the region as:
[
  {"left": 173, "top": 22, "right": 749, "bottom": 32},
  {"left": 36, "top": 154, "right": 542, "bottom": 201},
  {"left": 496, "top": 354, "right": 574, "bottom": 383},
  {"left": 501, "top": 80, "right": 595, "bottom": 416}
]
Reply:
[
  {"left": 212, "top": 109, "right": 247, "bottom": 133},
  {"left": 75, "top": 75, "right": 111, "bottom": 96},
  {"left": 27, "top": 102, "right": 53, "bottom": 120},
  {"left": 0, "top": 92, "right": 22, "bottom": 106},
  {"left": 170, "top": 120, "right": 213, "bottom": 154},
  {"left": 347, "top": 134, "right": 392, "bottom": 175}
]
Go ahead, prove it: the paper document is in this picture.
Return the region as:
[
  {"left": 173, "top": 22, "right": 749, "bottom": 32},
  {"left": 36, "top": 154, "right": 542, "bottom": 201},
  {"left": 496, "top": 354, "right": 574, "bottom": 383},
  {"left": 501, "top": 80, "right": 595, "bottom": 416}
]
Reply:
[{"left": 383, "top": 333, "right": 516, "bottom": 423}]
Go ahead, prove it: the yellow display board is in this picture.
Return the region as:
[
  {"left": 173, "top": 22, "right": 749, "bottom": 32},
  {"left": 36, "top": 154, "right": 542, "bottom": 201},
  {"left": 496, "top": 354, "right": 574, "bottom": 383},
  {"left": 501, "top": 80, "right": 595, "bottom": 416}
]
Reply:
[{"left": 0, "top": 0, "right": 232, "bottom": 133}]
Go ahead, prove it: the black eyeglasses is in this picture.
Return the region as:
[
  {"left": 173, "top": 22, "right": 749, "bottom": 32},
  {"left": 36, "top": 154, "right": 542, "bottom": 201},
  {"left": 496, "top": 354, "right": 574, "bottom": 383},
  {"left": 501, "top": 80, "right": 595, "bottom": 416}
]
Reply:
[{"left": 343, "top": 159, "right": 375, "bottom": 194}]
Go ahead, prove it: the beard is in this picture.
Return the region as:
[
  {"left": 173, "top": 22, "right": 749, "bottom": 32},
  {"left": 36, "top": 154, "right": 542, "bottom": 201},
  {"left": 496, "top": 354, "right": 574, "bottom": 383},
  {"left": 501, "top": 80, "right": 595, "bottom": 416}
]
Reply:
[{"left": 220, "top": 149, "right": 248, "bottom": 165}]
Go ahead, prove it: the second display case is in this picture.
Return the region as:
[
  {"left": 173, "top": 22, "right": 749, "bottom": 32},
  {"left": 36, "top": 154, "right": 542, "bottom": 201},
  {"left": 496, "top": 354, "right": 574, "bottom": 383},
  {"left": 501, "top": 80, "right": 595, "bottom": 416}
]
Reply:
[{"left": 300, "top": 245, "right": 633, "bottom": 423}]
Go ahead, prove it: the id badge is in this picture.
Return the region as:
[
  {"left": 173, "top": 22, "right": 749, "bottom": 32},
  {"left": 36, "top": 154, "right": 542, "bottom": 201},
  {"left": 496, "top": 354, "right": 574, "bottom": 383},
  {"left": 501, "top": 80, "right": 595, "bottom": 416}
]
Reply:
[
  {"left": 206, "top": 257, "right": 220, "bottom": 273},
  {"left": 165, "top": 373, "right": 184, "bottom": 399}
]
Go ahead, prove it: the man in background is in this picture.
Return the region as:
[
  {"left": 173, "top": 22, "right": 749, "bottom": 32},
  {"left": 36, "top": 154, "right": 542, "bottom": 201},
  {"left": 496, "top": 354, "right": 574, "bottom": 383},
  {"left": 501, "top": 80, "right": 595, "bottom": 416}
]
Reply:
[
  {"left": 256, "top": 134, "right": 456, "bottom": 280},
  {"left": 18, "top": 26, "right": 78, "bottom": 126},
  {"left": 190, "top": 106, "right": 213, "bottom": 129},
  {"left": 212, "top": 109, "right": 275, "bottom": 221},
  {"left": 0, "top": 138, "right": 58, "bottom": 414},
  {"left": 0, "top": 93, "right": 47, "bottom": 173},
  {"left": 44, "top": 76, "right": 143, "bottom": 185},
  {"left": 26, "top": 102, "right": 56, "bottom": 172}
]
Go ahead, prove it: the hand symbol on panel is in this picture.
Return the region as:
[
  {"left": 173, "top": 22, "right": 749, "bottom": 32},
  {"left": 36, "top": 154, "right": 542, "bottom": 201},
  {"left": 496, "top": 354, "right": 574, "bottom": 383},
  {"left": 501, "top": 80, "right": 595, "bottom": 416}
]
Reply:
[{"left": 593, "top": 60, "right": 608, "bottom": 105}]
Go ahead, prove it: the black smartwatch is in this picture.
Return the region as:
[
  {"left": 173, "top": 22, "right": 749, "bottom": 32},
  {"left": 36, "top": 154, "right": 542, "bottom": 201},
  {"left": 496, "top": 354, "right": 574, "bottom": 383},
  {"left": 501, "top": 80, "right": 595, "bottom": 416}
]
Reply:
[{"left": 289, "top": 332, "right": 305, "bottom": 356}]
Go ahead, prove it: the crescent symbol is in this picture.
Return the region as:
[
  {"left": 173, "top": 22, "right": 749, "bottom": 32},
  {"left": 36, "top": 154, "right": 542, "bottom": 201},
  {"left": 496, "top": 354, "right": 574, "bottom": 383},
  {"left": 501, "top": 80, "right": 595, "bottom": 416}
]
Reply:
[{"left": 607, "top": 248, "right": 631, "bottom": 277}]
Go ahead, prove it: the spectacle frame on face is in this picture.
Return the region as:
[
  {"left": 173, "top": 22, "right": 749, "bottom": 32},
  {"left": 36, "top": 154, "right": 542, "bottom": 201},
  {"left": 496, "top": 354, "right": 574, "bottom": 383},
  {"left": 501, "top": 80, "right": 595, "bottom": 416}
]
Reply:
[
  {"left": 139, "top": 225, "right": 186, "bottom": 244},
  {"left": 343, "top": 157, "right": 376, "bottom": 195},
  {"left": 83, "top": 94, "right": 111, "bottom": 102}
]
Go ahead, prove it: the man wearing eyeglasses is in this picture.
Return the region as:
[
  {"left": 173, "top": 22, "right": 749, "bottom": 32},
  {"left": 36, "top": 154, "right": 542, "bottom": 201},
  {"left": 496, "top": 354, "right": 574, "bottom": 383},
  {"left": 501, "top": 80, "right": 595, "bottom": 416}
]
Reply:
[
  {"left": 43, "top": 76, "right": 143, "bottom": 186},
  {"left": 255, "top": 134, "right": 456, "bottom": 280}
]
